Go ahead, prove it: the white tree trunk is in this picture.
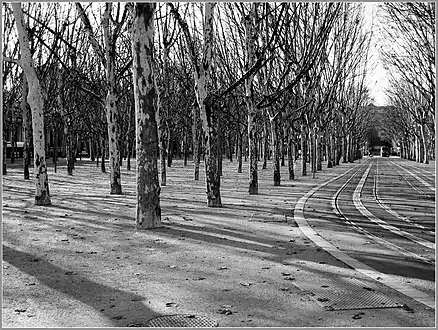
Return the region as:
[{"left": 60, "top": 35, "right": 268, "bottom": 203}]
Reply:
[
  {"left": 132, "top": 3, "right": 162, "bottom": 229},
  {"left": 12, "top": 3, "right": 51, "bottom": 205}
]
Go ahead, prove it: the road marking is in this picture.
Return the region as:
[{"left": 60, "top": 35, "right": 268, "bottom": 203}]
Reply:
[
  {"left": 392, "top": 161, "right": 435, "bottom": 192},
  {"left": 374, "top": 160, "right": 434, "bottom": 235},
  {"left": 294, "top": 162, "right": 435, "bottom": 310},
  {"left": 354, "top": 165, "right": 435, "bottom": 251},
  {"left": 331, "top": 166, "right": 433, "bottom": 262}
]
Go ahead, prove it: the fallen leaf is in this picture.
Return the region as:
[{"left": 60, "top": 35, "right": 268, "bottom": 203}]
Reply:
[
  {"left": 218, "top": 309, "right": 233, "bottom": 315},
  {"left": 352, "top": 312, "right": 364, "bottom": 320},
  {"left": 284, "top": 277, "right": 295, "bottom": 281},
  {"left": 317, "top": 297, "right": 330, "bottom": 302},
  {"left": 14, "top": 309, "right": 27, "bottom": 314},
  {"left": 193, "top": 277, "right": 206, "bottom": 281}
]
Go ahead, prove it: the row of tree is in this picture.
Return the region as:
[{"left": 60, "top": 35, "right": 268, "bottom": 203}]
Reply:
[
  {"left": 4, "top": 2, "right": 423, "bottom": 229},
  {"left": 379, "top": 2, "right": 435, "bottom": 163}
]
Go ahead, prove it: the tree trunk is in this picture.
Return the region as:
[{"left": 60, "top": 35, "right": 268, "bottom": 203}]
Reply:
[
  {"left": 132, "top": 3, "right": 161, "bottom": 229},
  {"left": 167, "top": 134, "right": 173, "bottom": 167},
  {"left": 317, "top": 131, "right": 322, "bottom": 171},
  {"left": 101, "top": 136, "right": 106, "bottom": 173},
  {"left": 192, "top": 101, "right": 200, "bottom": 180},
  {"left": 288, "top": 135, "right": 295, "bottom": 180},
  {"left": 13, "top": 3, "right": 51, "bottom": 205},
  {"left": 201, "top": 96, "right": 222, "bottom": 207},
  {"left": 326, "top": 132, "right": 333, "bottom": 168},
  {"left": 270, "top": 117, "right": 280, "bottom": 186},
  {"left": 65, "top": 123, "right": 74, "bottom": 175},
  {"left": 237, "top": 131, "right": 243, "bottom": 173},
  {"left": 21, "top": 75, "right": 32, "bottom": 179},
  {"left": 262, "top": 119, "right": 268, "bottom": 169},
  {"left": 3, "top": 139, "right": 7, "bottom": 175},
  {"left": 53, "top": 128, "right": 58, "bottom": 173},
  {"left": 245, "top": 3, "right": 258, "bottom": 194},
  {"left": 301, "top": 123, "right": 307, "bottom": 176},
  {"left": 310, "top": 126, "right": 316, "bottom": 179},
  {"left": 184, "top": 132, "right": 189, "bottom": 166},
  {"left": 420, "top": 123, "right": 429, "bottom": 164},
  {"left": 10, "top": 115, "right": 16, "bottom": 164},
  {"left": 227, "top": 131, "right": 233, "bottom": 162}
]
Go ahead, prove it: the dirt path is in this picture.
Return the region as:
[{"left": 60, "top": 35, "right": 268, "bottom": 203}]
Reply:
[{"left": 2, "top": 157, "right": 435, "bottom": 327}]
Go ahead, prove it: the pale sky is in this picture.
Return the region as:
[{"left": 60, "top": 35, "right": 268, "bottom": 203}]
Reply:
[{"left": 363, "top": 2, "right": 389, "bottom": 106}]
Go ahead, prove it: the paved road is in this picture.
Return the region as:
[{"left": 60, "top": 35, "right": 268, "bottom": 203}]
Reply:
[{"left": 296, "top": 157, "right": 435, "bottom": 310}]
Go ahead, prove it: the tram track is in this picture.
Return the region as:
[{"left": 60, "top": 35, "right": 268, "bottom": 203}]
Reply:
[
  {"left": 392, "top": 161, "right": 435, "bottom": 193},
  {"left": 330, "top": 162, "right": 434, "bottom": 266},
  {"left": 353, "top": 164, "right": 435, "bottom": 259},
  {"left": 374, "top": 159, "right": 435, "bottom": 236},
  {"left": 294, "top": 158, "right": 435, "bottom": 309}
]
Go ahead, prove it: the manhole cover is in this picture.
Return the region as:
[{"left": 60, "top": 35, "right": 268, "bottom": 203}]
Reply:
[
  {"left": 145, "top": 314, "right": 218, "bottom": 327},
  {"left": 293, "top": 276, "right": 403, "bottom": 310}
]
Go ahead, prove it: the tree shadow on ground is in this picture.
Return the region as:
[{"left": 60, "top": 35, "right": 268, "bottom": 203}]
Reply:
[{"left": 2, "top": 245, "right": 160, "bottom": 327}]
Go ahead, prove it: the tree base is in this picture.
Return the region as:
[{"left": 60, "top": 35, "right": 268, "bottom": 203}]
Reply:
[
  {"left": 207, "top": 199, "right": 222, "bottom": 207},
  {"left": 35, "top": 194, "right": 51, "bottom": 206}
]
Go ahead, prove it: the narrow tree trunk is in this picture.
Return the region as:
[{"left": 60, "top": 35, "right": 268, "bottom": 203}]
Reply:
[
  {"left": 65, "top": 124, "right": 74, "bottom": 175},
  {"left": 132, "top": 3, "right": 161, "bottom": 229},
  {"left": 13, "top": 3, "right": 51, "bottom": 205},
  {"left": 184, "top": 132, "right": 189, "bottom": 166},
  {"left": 10, "top": 116, "right": 16, "bottom": 164},
  {"left": 228, "top": 132, "right": 233, "bottom": 162},
  {"left": 288, "top": 136, "right": 295, "bottom": 180},
  {"left": 310, "top": 126, "right": 316, "bottom": 179},
  {"left": 326, "top": 132, "right": 333, "bottom": 168},
  {"left": 420, "top": 124, "right": 429, "bottom": 164},
  {"left": 22, "top": 75, "right": 32, "bottom": 179},
  {"left": 101, "top": 136, "right": 106, "bottom": 173},
  {"left": 192, "top": 101, "right": 200, "bottom": 180},
  {"left": 167, "top": 135, "right": 173, "bottom": 167},
  {"left": 90, "top": 139, "right": 95, "bottom": 161},
  {"left": 262, "top": 119, "right": 268, "bottom": 169},
  {"left": 301, "top": 123, "right": 307, "bottom": 176},
  {"left": 248, "top": 110, "right": 258, "bottom": 194},
  {"left": 3, "top": 139, "right": 7, "bottom": 175},
  {"left": 317, "top": 131, "right": 322, "bottom": 171},
  {"left": 270, "top": 117, "right": 280, "bottom": 186},
  {"left": 200, "top": 96, "right": 222, "bottom": 207},
  {"left": 237, "top": 131, "right": 243, "bottom": 173},
  {"left": 53, "top": 128, "right": 58, "bottom": 173}
]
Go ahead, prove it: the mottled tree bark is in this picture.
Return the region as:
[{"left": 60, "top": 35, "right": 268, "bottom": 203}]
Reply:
[
  {"left": 132, "top": 2, "right": 161, "bottom": 229},
  {"left": 12, "top": 3, "right": 51, "bottom": 205},
  {"left": 245, "top": 3, "right": 258, "bottom": 194},
  {"left": 21, "top": 75, "right": 32, "bottom": 179},
  {"left": 192, "top": 101, "right": 200, "bottom": 180}
]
